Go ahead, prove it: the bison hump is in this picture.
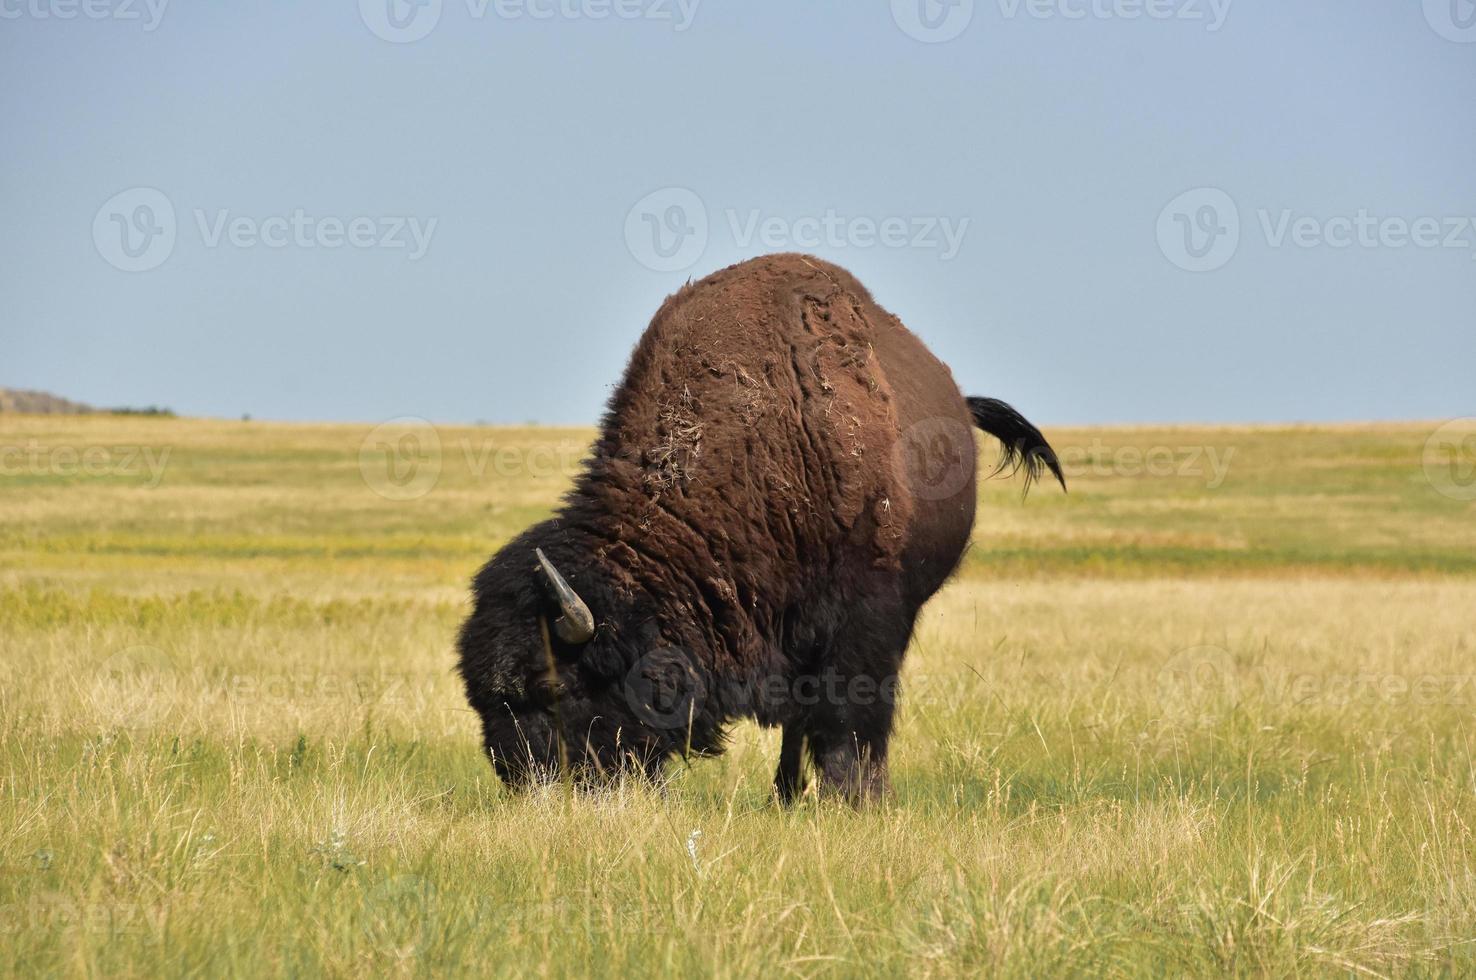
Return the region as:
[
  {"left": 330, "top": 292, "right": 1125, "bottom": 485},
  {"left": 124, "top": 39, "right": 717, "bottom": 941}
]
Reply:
[{"left": 600, "top": 254, "right": 914, "bottom": 585}]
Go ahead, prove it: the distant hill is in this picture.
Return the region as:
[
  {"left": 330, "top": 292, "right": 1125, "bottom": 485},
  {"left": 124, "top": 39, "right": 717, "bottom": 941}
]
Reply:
[
  {"left": 0, "top": 388, "right": 174, "bottom": 416},
  {"left": 0, "top": 388, "right": 95, "bottom": 414}
]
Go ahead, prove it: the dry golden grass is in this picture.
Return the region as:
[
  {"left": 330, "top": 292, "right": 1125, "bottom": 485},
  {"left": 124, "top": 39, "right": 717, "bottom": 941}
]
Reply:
[{"left": 2, "top": 414, "right": 1473, "bottom": 976}]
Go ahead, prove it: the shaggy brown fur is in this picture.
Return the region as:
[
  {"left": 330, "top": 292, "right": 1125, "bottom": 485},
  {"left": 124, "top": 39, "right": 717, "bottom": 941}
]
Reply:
[
  {"left": 580, "top": 256, "right": 919, "bottom": 666},
  {"left": 457, "top": 253, "right": 1063, "bottom": 802}
]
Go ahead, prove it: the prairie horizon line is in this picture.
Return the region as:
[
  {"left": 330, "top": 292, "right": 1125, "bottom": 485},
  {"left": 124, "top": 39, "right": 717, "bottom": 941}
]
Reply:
[{"left": 4, "top": 410, "right": 1461, "bottom": 432}]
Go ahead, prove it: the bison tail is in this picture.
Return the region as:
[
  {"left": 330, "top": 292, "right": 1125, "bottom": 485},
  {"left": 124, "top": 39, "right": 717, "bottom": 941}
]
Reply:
[{"left": 966, "top": 396, "right": 1067, "bottom": 495}]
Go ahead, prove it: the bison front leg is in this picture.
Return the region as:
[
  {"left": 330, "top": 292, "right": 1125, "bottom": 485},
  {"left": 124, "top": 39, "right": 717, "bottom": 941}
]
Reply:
[{"left": 772, "top": 723, "right": 808, "bottom": 805}]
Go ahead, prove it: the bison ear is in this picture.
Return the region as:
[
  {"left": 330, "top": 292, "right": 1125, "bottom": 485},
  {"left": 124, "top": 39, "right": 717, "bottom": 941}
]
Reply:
[{"left": 535, "top": 548, "right": 595, "bottom": 645}]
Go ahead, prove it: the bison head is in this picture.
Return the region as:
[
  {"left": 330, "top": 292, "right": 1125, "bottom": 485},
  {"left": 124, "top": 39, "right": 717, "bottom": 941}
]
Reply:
[{"left": 456, "top": 535, "right": 708, "bottom": 789}]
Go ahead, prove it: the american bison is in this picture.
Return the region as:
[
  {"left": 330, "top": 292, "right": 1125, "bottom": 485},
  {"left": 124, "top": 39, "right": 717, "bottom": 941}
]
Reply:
[{"left": 458, "top": 253, "right": 1063, "bottom": 802}]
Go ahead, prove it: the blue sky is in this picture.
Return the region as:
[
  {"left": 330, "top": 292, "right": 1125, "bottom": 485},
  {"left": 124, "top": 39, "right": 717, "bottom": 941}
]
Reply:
[{"left": 3, "top": 0, "right": 1473, "bottom": 424}]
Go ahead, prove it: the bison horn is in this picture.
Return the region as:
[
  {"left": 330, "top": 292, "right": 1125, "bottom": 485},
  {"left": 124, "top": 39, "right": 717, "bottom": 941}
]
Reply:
[{"left": 534, "top": 548, "right": 595, "bottom": 645}]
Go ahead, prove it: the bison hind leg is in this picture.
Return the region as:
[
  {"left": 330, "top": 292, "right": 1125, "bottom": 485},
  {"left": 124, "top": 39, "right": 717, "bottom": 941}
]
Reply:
[
  {"left": 804, "top": 594, "right": 918, "bottom": 806},
  {"left": 809, "top": 709, "right": 895, "bottom": 806}
]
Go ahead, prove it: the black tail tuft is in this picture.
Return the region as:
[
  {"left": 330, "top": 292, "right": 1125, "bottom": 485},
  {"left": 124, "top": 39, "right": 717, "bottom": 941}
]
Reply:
[{"left": 966, "top": 396, "right": 1066, "bottom": 495}]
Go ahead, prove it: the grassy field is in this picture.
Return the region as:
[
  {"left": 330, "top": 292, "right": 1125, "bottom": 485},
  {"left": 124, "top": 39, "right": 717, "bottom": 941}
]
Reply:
[{"left": 2, "top": 414, "right": 1474, "bottom": 977}]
